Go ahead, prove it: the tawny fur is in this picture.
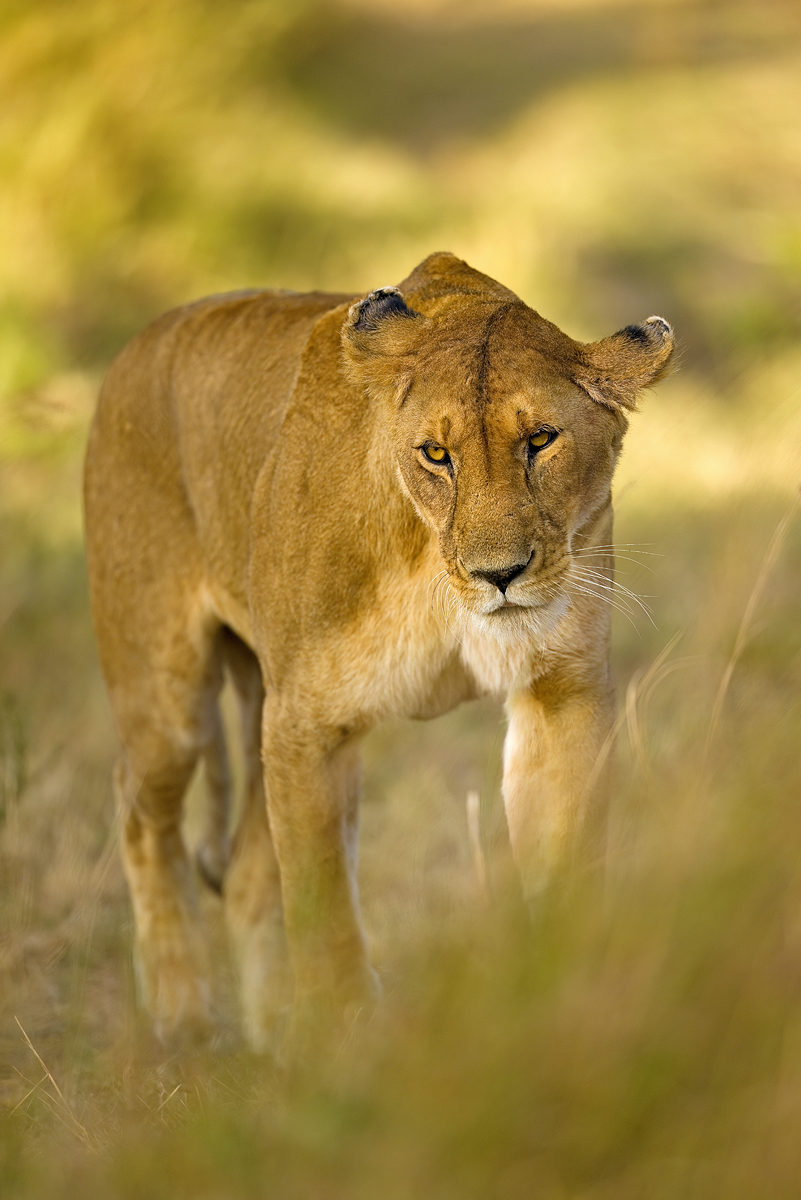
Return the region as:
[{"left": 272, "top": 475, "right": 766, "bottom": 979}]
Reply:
[{"left": 84, "top": 253, "right": 674, "bottom": 1049}]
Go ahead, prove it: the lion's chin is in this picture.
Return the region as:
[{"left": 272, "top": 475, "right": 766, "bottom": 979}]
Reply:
[{"left": 466, "top": 592, "right": 569, "bottom": 643}]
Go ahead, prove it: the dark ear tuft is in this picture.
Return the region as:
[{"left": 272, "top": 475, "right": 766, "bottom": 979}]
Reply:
[
  {"left": 342, "top": 286, "right": 426, "bottom": 403},
  {"left": 348, "top": 286, "right": 420, "bottom": 331},
  {"left": 619, "top": 315, "right": 673, "bottom": 345},
  {"left": 620, "top": 323, "right": 650, "bottom": 344}
]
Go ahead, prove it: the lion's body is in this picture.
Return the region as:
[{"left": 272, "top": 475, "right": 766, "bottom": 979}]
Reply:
[{"left": 84, "top": 254, "right": 673, "bottom": 1049}]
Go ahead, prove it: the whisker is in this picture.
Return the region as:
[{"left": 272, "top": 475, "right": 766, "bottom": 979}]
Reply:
[
  {"left": 572, "top": 547, "right": 661, "bottom": 557},
  {"left": 571, "top": 567, "right": 657, "bottom": 625},
  {"left": 433, "top": 572, "right": 448, "bottom": 610},
  {"left": 568, "top": 575, "right": 634, "bottom": 610},
  {"left": 572, "top": 583, "right": 639, "bottom": 622},
  {"left": 569, "top": 582, "right": 636, "bottom": 620},
  {"left": 568, "top": 564, "right": 657, "bottom": 614},
  {"left": 572, "top": 564, "right": 656, "bottom": 599},
  {"left": 433, "top": 572, "right": 454, "bottom": 637},
  {"left": 441, "top": 582, "right": 463, "bottom": 644},
  {"left": 571, "top": 542, "right": 659, "bottom": 552},
  {"left": 427, "top": 570, "right": 448, "bottom": 610},
  {"left": 572, "top": 560, "right": 655, "bottom": 579},
  {"left": 567, "top": 583, "right": 642, "bottom": 635},
  {"left": 571, "top": 551, "right": 657, "bottom": 575},
  {"left": 571, "top": 562, "right": 655, "bottom": 598}
]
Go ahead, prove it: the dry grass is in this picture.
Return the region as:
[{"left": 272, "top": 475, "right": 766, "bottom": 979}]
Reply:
[{"left": 2, "top": 0, "right": 801, "bottom": 1195}]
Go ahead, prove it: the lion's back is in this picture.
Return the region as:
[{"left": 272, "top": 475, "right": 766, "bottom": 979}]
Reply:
[{"left": 85, "top": 287, "right": 355, "bottom": 629}]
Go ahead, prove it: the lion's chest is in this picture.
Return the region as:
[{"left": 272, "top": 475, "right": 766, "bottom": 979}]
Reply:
[
  {"left": 313, "top": 571, "right": 475, "bottom": 727},
  {"left": 311, "top": 577, "right": 563, "bottom": 726},
  {"left": 459, "top": 628, "right": 538, "bottom": 697},
  {"left": 266, "top": 566, "right": 561, "bottom": 729}
]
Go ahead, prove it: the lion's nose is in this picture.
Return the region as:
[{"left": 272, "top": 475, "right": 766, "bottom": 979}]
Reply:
[{"left": 474, "top": 561, "right": 530, "bottom": 593}]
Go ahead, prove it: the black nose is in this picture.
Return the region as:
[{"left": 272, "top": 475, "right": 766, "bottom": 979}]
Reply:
[{"left": 475, "top": 561, "right": 530, "bottom": 593}]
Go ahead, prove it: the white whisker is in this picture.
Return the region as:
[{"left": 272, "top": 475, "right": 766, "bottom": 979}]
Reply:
[
  {"left": 571, "top": 551, "right": 657, "bottom": 575},
  {"left": 427, "top": 570, "right": 448, "bottom": 610},
  {"left": 441, "top": 582, "right": 463, "bottom": 644},
  {"left": 572, "top": 564, "right": 655, "bottom": 598},
  {"left": 570, "top": 566, "right": 657, "bottom": 627},
  {"left": 431, "top": 570, "right": 456, "bottom": 640},
  {"left": 566, "top": 580, "right": 642, "bottom": 634},
  {"left": 571, "top": 542, "right": 659, "bottom": 552}
]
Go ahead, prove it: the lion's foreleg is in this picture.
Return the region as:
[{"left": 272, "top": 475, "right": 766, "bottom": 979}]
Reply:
[
  {"left": 502, "top": 676, "right": 614, "bottom": 901},
  {"left": 261, "top": 703, "right": 378, "bottom": 1044}
]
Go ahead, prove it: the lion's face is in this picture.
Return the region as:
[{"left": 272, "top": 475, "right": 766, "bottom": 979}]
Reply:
[
  {"left": 342, "top": 259, "right": 674, "bottom": 636},
  {"left": 392, "top": 320, "right": 625, "bottom": 631}
]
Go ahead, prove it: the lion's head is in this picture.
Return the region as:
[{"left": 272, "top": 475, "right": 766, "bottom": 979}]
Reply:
[{"left": 342, "top": 253, "right": 673, "bottom": 640}]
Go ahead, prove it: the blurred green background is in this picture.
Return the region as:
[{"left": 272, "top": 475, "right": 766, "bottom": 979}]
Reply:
[{"left": 1, "top": 1, "right": 801, "bottom": 1196}]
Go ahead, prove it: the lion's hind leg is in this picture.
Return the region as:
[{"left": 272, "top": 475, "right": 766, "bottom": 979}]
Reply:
[
  {"left": 221, "top": 631, "right": 290, "bottom": 1054},
  {"left": 115, "top": 755, "right": 211, "bottom": 1045},
  {"left": 105, "top": 610, "right": 227, "bottom": 1046},
  {"left": 85, "top": 340, "right": 237, "bottom": 1046},
  {"left": 195, "top": 696, "right": 232, "bottom": 896}
]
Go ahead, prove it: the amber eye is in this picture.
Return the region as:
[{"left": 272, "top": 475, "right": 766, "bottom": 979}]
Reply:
[
  {"left": 529, "top": 428, "right": 557, "bottom": 451},
  {"left": 423, "top": 443, "right": 450, "bottom": 464}
]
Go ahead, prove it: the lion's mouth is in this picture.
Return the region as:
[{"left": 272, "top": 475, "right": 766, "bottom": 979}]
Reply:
[
  {"left": 483, "top": 589, "right": 563, "bottom": 616},
  {"left": 495, "top": 596, "right": 552, "bottom": 611}
]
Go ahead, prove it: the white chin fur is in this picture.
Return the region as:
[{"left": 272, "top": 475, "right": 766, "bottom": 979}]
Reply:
[{"left": 458, "top": 595, "right": 569, "bottom": 696}]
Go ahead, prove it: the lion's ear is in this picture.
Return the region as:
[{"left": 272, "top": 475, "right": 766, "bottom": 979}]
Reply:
[
  {"left": 342, "top": 286, "right": 426, "bottom": 402},
  {"left": 574, "top": 316, "right": 675, "bottom": 412},
  {"left": 347, "top": 286, "right": 420, "bottom": 332}
]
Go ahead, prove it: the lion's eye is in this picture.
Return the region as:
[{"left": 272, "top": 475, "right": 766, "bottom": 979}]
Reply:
[
  {"left": 423, "top": 444, "right": 450, "bottom": 464},
  {"left": 529, "top": 429, "right": 557, "bottom": 451}
]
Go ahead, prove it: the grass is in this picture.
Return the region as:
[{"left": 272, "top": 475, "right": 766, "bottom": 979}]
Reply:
[{"left": 2, "top": 0, "right": 801, "bottom": 1195}]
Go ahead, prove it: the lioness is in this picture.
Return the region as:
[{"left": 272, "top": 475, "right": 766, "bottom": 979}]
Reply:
[{"left": 84, "top": 253, "right": 673, "bottom": 1049}]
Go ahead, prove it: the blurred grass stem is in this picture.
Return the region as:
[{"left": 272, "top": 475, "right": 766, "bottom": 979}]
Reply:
[
  {"left": 14, "top": 1017, "right": 95, "bottom": 1151},
  {"left": 704, "top": 487, "right": 801, "bottom": 765}
]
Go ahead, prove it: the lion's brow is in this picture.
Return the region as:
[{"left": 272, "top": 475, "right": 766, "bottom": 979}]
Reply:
[{"left": 475, "top": 304, "right": 516, "bottom": 409}]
